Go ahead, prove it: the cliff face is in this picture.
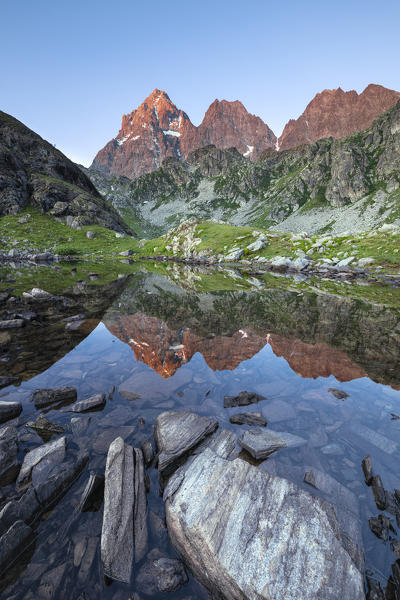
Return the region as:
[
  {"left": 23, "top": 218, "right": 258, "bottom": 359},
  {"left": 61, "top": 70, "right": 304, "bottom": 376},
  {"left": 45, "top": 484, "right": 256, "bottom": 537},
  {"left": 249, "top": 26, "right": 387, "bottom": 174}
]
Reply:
[
  {"left": 278, "top": 84, "right": 400, "bottom": 150},
  {"left": 0, "top": 111, "right": 131, "bottom": 233},
  {"left": 91, "top": 90, "right": 277, "bottom": 178}
]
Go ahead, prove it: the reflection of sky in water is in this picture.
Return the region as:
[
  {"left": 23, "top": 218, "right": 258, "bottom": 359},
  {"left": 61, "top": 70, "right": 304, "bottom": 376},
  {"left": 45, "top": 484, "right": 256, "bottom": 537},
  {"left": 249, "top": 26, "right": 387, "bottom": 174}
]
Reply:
[{"left": 6, "top": 316, "right": 400, "bottom": 595}]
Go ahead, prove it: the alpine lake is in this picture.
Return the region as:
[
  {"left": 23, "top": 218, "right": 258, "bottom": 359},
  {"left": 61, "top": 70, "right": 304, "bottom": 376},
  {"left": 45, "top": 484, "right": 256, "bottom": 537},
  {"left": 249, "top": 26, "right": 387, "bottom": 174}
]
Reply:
[{"left": 1, "top": 257, "right": 400, "bottom": 600}]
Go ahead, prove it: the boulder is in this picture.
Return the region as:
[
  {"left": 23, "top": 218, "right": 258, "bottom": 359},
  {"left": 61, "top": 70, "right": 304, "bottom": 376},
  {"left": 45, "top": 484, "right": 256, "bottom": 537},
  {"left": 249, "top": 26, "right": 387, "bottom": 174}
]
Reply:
[
  {"left": 101, "top": 438, "right": 148, "bottom": 583},
  {"left": 224, "top": 249, "right": 244, "bottom": 261},
  {"left": 154, "top": 411, "right": 218, "bottom": 477},
  {"left": 229, "top": 412, "right": 267, "bottom": 426},
  {"left": 165, "top": 448, "right": 365, "bottom": 600},
  {"left": 238, "top": 428, "right": 307, "bottom": 460},
  {"left": 246, "top": 239, "right": 266, "bottom": 252},
  {"left": 86, "top": 230, "right": 95, "bottom": 239},
  {"left": 17, "top": 436, "right": 66, "bottom": 488},
  {"left": 136, "top": 551, "right": 188, "bottom": 595},
  {"left": 70, "top": 393, "right": 106, "bottom": 413},
  {"left": 223, "top": 391, "right": 266, "bottom": 408},
  {"left": 31, "top": 387, "right": 77, "bottom": 408},
  {"left": 22, "top": 288, "right": 53, "bottom": 299},
  {"left": 119, "top": 249, "right": 133, "bottom": 256},
  {"left": 0, "top": 401, "right": 22, "bottom": 424}
]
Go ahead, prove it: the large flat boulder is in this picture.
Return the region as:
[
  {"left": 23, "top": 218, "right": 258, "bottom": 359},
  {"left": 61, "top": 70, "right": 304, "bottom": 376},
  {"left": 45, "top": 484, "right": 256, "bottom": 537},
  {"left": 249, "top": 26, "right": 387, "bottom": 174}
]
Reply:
[
  {"left": 101, "top": 438, "right": 148, "bottom": 583},
  {"left": 165, "top": 448, "right": 365, "bottom": 600},
  {"left": 154, "top": 411, "right": 218, "bottom": 477}
]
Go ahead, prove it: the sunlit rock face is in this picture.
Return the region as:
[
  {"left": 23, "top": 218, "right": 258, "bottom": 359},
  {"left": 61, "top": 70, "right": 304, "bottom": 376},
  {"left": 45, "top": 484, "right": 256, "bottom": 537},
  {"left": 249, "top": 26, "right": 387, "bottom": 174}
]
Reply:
[
  {"left": 91, "top": 89, "right": 276, "bottom": 178},
  {"left": 278, "top": 84, "right": 400, "bottom": 150}
]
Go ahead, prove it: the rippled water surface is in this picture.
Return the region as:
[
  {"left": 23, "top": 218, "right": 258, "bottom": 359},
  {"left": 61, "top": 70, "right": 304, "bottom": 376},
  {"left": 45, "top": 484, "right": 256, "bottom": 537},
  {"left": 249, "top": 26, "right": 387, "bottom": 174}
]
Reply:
[{"left": 1, "top": 262, "right": 400, "bottom": 598}]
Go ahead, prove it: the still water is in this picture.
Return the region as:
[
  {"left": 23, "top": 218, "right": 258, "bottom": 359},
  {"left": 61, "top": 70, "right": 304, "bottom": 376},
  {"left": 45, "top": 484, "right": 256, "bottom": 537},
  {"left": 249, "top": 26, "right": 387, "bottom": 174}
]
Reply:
[{"left": 1, "top": 263, "right": 400, "bottom": 598}]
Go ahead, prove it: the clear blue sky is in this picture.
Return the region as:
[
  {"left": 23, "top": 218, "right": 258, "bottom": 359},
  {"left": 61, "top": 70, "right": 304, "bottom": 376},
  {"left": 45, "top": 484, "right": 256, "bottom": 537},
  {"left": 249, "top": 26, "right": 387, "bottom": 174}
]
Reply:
[{"left": 2, "top": 0, "right": 399, "bottom": 166}]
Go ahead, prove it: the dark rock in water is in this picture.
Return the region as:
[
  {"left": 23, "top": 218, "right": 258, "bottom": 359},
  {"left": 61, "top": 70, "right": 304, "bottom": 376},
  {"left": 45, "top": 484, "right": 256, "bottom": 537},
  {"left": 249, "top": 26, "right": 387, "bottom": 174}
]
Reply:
[
  {"left": 0, "top": 487, "right": 40, "bottom": 536},
  {"left": 31, "top": 387, "right": 77, "bottom": 409},
  {"left": 366, "top": 574, "right": 385, "bottom": 600},
  {"left": 70, "top": 416, "right": 91, "bottom": 436},
  {"left": 34, "top": 452, "right": 88, "bottom": 507},
  {"left": 328, "top": 388, "right": 349, "bottom": 399},
  {"left": 154, "top": 411, "right": 218, "bottom": 477},
  {"left": 0, "top": 376, "right": 20, "bottom": 390},
  {"left": 229, "top": 412, "right": 267, "bottom": 426},
  {"left": 372, "top": 475, "right": 387, "bottom": 510},
  {"left": 17, "top": 436, "right": 66, "bottom": 488},
  {"left": 26, "top": 414, "right": 64, "bottom": 441},
  {"left": 78, "top": 472, "right": 105, "bottom": 512},
  {"left": 70, "top": 393, "right": 106, "bottom": 413},
  {"left": 165, "top": 448, "right": 365, "bottom": 600},
  {"left": 391, "top": 413, "right": 400, "bottom": 421},
  {"left": 77, "top": 537, "right": 98, "bottom": 584},
  {"left": 141, "top": 438, "right": 154, "bottom": 465},
  {"left": 0, "top": 401, "right": 22, "bottom": 424},
  {"left": 362, "top": 454, "right": 374, "bottom": 485},
  {"left": 37, "top": 562, "right": 67, "bottom": 599},
  {"left": 395, "top": 489, "right": 400, "bottom": 505},
  {"left": 0, "top": 520, "right": 34, "bottom": 572},
  {"left": 238, "top": 427, "right": 306, "bottom": 460},
  {"left": 304, "top": 469, "right": 317, "bottom": 488},
  {"left": 119, "top": 390, "right": 142, "bottom": 401},
  {"left": 135, "top": 550, "right": 188, "bottom": 595},
  {"left": 101, "top": 437, "right": 148, "bottom": 583},
  {"left": 0, "top": 319, "right": 24, "bottom": 330},
  {"left": 0, "top": 425, "right": 19, "bottom": 484},
  {"left": 369, "top": 514, "right": 395, "bottom": 541},
  {"left": 223, "top": 391, "right": 266, "bottom": 408}
]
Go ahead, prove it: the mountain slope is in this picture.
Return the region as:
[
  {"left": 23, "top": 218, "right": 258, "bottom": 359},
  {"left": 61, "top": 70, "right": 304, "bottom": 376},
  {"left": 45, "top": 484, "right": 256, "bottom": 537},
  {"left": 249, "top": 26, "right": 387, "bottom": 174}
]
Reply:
[
  {"left": 91, "top": 89, "right": 277, "bottom": 178},
  {"left": 0, "top": 110, "right": 131, "bottom": 233},
  {"left": 84, "top": 100, "right": 400, "bottom": 235},
  {"left": 278, "top": 84, "right": 400, "bottom": 150}
]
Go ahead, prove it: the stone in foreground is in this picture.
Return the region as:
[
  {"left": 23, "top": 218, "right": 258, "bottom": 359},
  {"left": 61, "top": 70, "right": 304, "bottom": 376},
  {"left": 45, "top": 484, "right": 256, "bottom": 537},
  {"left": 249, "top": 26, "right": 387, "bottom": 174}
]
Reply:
[
  {"left": 70, "top": 393, "right": 106, "bottom": 413},
  {"left": 0, "top": 401, "right": 22, "bottom": 424},
  {"left": 101, "top": 438, "right": 148, "bottom": 583},
  {"left": 154, "top": 411, "right": 218, "bottom": 477},
  {"left": 31, "top": 387, "right": 77, "bottom": 409},
  {"left": 229, "top": 412, "right": 267, "bottom": 426},
  {"left": 165, "top": 448, "right": 365, "bottom": 600},
  {"left": 239, "top": 427, "right": 306, "bottom": 459}
]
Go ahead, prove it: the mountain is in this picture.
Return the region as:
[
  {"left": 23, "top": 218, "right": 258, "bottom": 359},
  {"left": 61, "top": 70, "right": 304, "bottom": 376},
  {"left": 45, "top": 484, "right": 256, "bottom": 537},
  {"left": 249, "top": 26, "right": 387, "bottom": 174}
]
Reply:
[
  {"left": 278, "top": 84, "right": 400, "bottom": 150},
  {"left": 83, "top": 99, "right": 400, "bottom": 236},
  {"left": 91, "top": 89, "right": 277, "bottom": 178},
  {"left": 0, "top": 110, "right": 131, "bottom": 233}
]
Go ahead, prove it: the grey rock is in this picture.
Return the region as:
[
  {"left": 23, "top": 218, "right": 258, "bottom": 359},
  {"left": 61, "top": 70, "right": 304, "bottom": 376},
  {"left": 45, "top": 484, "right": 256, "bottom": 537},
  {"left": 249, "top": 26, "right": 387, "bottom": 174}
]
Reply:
[
  {"left": 86, "top": 230, "right": 95, "bottom": 239},
  {"left": 31, "top": 387, "right": 77, "bottom": 409},
  {"left": 0, "top": 487, "right": 40, "bottom": 536},
  {"left": 141, "top": 438, "right": 154, "bottom": 465},
  {"left": 304, "top": 469, "right": 317, "bottom": 488},
  {"left": 223, "top": 390, "right": 266, "bottom": 408},
  {"left": 229, "top": 412, "right": 267, "bottom": 426},
  {"left": 70, "top": 416, "right": 91, "bottom": 436},
  {"left": 0, "top": 376, "right": 20, "bottom": 389},
  {"left": 135, "top": 550, "right": 188, "bottom": 595},
  {"left": 371, "top": 475, "right": 387, "bottom": 510},
  {"left": 0, "top": 319, "right": 24, "bottom": 329},
  {"left": 119, "top": 249, "right": 133, "bottom": 256},
  {"left": 165, "top": 448, "right": 365, "bottom": 600},
  {"left": 34, "top": 453, "right": 88, "bottom": 507},
  {"left": 70, "top": 393, "right": 106, "bottom": 413},
  {"left": 238, "top": 427, "right": 306, "bottom": 460},
  {"left": 0, "top": 401, "right": 22, "bottom": 424},
  {"left": 0, "top": 424, "right": 19, "bottom": 482},
  {"left": 17, "top": 436, "right": 66, "bottom": 488},
  {"left": 224, "top": 249, "right": 244, "bottom": 261},
  {"left": 101, "top": 437, "right": 148, "bottom": 583},
  {"left": 206, "top": 429, "right": 237, "bottom": 459},
  {"left": 154, "top": 411, "right": 218, "bottom": 477},
  {"left": 78, "top": 472, "right": 105, "bottom": 512},
  {"left": 78, "top": 536, "right": 98, "bottom": 583},
  {"left": 328, "top": 387, "right": 349, "bottom": 399},
  {"left": 0, "top": 520, "right": 34, "bottom": 572},
  {"left": 288, "top": 257, "right": 310, "bottom": 270},
  {"left": 362, "top": 454, "right": 373, "bottom": 485},
  {"left": 246, "top": 239, "right": 265, "bottom": 252},
  {"left": 23, "top": 287, "right": 53, "bottom": 299},
  {"left": 26, "top": 414, "right": 64, "bottom": 440},
  {"left": 37, "top": 562, "right": 67, "bottom": 600}
]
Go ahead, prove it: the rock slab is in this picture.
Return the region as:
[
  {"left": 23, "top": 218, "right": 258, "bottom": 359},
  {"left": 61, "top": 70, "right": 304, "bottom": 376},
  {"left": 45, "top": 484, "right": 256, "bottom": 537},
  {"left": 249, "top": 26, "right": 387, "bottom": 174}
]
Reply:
[
  {"left": 17, "top": 436, "right": 66, "bottom": 488},
  {"left": 31, "top": 387, "right": 77, "bottom": 409},
  {"left": 239, "top": 427, "right": 307, "bottom": 459},
  {"left": 154, "top": 411, "right": 218, "bottom": 477},
  {"left": 165, "top": 448, "right": 365, "bottom": 600}
]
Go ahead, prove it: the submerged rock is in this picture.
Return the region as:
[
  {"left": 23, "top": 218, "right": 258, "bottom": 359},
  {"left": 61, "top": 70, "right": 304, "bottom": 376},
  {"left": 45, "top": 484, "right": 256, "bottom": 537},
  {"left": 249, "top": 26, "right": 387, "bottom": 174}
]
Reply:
[
  {"left": 101, "top": 438, "right": 148, "bottom": 583},
  {"left": 26, "top": 414, "right": 64, "bottom": 440},
  {"left": 0, "top": 401, "right": 22, "bottom": 424},
  {"left": 31, "top": 387, "right": 77, "bottom": 409},
  {"left": 154, "top": 411, "right": 218, "bottom": 477},
  {"left": 223, "top": 391, "right": 266, "bottom": 408},
  {"left": 165, "top": 448, "right": 365, "bottom": 600},
  {"left": 238, "top": 427, "right": 306, "bottom": 460},
  {"left": 0, "top": 425, "right": 19, "bottom": 483},
  {"left": 17, "top": 436, "right": 66, "bottom": 488},
  {"left": 136, "top": 550, "right": 188, "bottom": 595},
  {"left": 229, "top": 412, "right": 266, "bottom": 426},
  {"left": 70, "top": 393, "right": 106, "bottom": 413},
  {"left": 141, "top": 438, "right": 154, "bottom": 465},
  {"left": 78, "top": 472, "right": 105, "bottom": 512},
  {"left": 0, "top": 520, "right": 34, "bottom": 572},
  {"left": 328, "top": 388, "right": 349, "bottom": 400}
]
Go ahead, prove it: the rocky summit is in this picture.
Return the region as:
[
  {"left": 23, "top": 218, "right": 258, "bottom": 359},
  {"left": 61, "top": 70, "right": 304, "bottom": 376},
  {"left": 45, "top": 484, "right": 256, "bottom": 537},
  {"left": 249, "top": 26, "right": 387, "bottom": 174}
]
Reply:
[
  {"left": 278, "top": 83, "right": 400, "bottom": 150},
  {"left": 0, "top": 111, "right": 131, "bottom": 233},
  {"left": 91, "top": 89, "right": 277, "bottom": 178}
]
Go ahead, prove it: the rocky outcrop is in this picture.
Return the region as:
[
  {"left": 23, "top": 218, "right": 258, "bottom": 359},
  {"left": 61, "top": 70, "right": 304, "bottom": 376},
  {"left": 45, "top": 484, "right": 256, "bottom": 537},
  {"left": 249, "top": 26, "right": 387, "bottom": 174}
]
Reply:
[
  {"left": 278, "top": 84, "right": 400, "bottom": 150},
  {"left": 0, "top": 111, "right": 131, "bottom": 232},
  {"left": 101, "top": 437, "right": 148, "bottom": 583},
  {"left": 91, "top": 89, "right": 276, "bottom": 179},
  {"left": 165, "top": 447, "right": 365, "bottom": 600}
]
